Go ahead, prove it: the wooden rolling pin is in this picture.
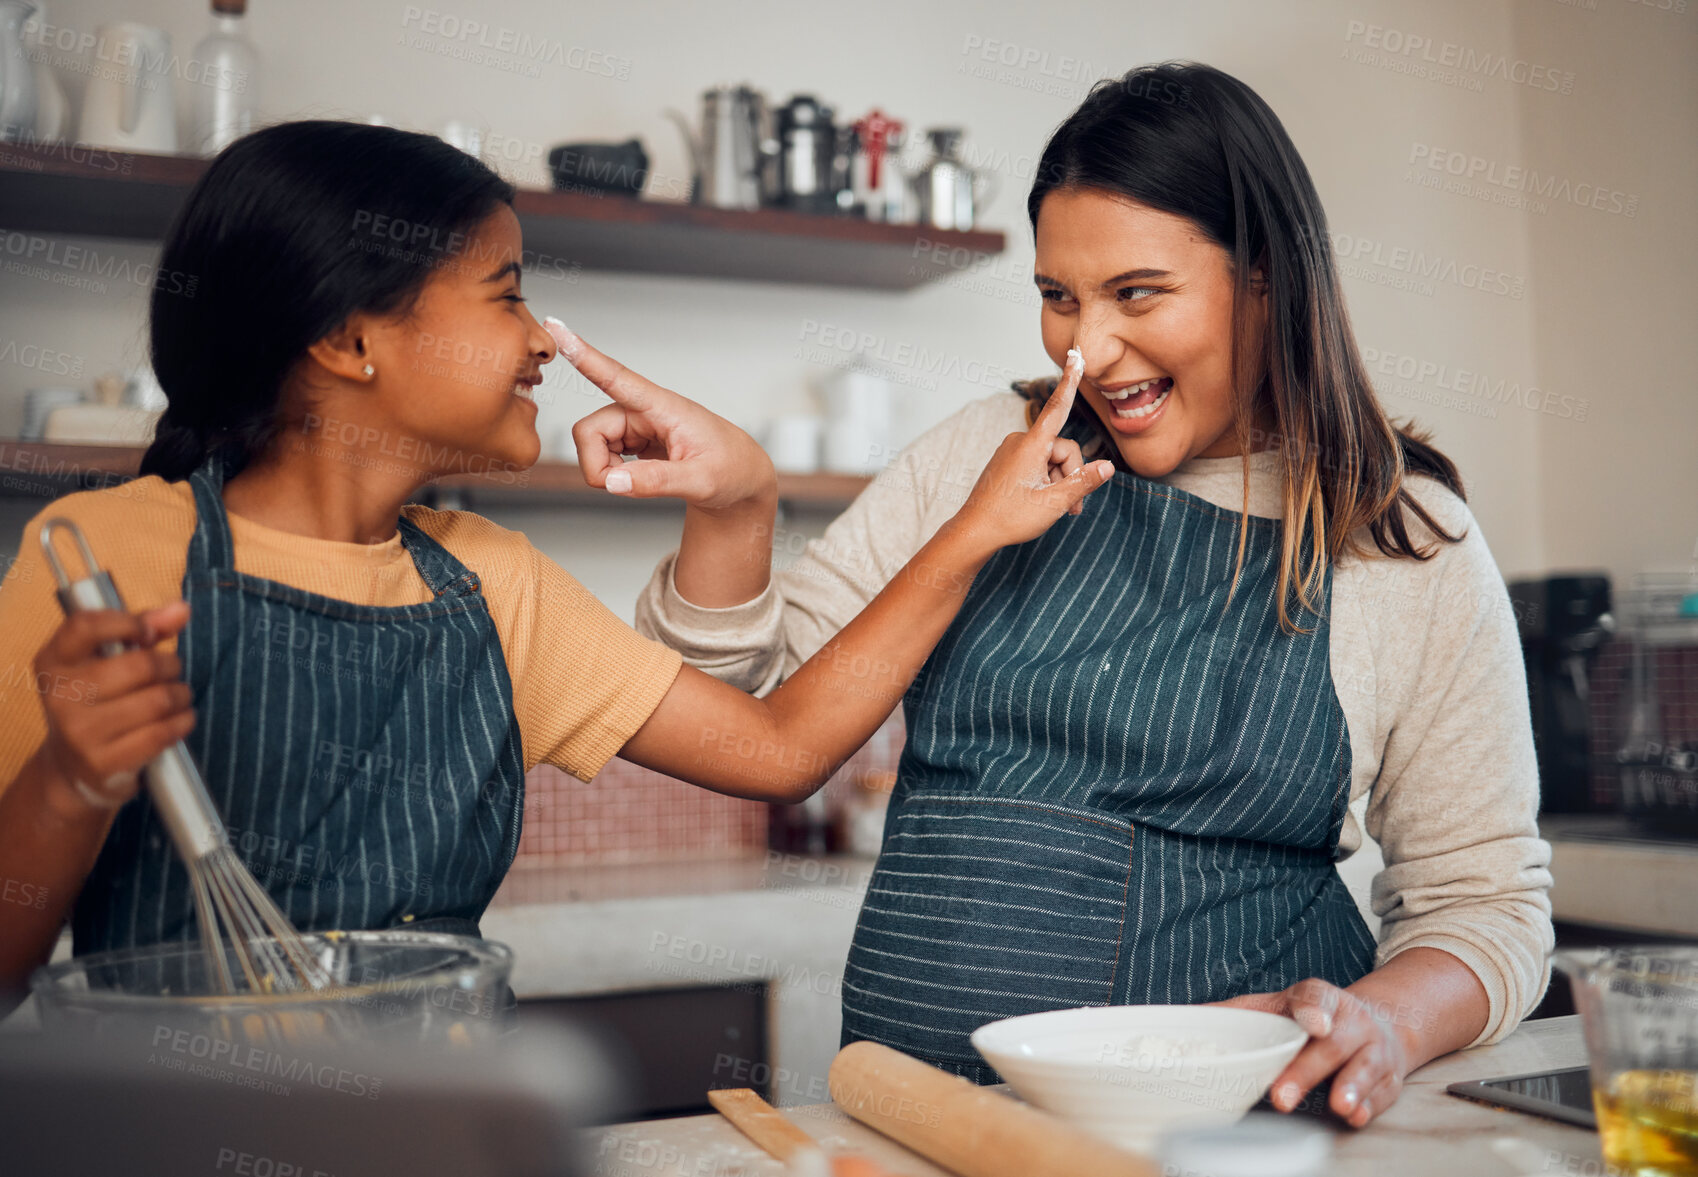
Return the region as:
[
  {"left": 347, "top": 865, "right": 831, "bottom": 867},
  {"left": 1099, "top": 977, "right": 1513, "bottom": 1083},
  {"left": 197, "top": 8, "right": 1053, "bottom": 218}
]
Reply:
[{"left": 828, "top": 1042, "right": 1158, "bottom": 1177}]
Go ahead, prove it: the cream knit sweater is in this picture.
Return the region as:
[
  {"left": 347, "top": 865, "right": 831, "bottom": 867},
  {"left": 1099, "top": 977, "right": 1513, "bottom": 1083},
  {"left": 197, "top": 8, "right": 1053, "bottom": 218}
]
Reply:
[{"left": 636, "top": 393, "right": 1554, "bottom": 1047}]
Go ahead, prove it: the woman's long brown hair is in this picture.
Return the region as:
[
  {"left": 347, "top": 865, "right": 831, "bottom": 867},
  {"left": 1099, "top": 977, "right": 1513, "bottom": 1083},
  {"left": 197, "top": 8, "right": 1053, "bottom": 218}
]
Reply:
[{"left": 1021, "top": 62, "right": 1465, "bottom": 633}]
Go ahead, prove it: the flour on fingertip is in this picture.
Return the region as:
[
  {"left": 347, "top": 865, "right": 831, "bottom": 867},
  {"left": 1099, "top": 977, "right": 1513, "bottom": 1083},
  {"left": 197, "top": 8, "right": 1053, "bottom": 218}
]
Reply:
[{"left": 542, "top": 316, "right": 582, "bottom": 360}]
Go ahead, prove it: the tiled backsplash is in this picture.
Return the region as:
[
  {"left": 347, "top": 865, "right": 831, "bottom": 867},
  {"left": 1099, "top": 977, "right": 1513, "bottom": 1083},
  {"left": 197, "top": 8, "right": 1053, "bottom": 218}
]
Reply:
[
  {"left": 1589, "top": 639, "right": 1698, "bottom": 808},
  {"left": 513, "top": 711, "right": 908, "bottom": 866}
]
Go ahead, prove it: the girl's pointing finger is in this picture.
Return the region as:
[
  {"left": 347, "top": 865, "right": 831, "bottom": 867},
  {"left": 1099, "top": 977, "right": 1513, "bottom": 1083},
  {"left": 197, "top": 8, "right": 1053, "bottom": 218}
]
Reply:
[{"left": 1031, "top": 346, "right": 1085, "bottom": 441}]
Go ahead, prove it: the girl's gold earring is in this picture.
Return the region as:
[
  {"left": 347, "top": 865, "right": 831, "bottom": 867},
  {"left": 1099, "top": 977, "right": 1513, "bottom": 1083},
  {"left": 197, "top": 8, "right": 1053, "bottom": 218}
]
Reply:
[{"left": 362, "top": 364, "right": 375, "bottom": 377}]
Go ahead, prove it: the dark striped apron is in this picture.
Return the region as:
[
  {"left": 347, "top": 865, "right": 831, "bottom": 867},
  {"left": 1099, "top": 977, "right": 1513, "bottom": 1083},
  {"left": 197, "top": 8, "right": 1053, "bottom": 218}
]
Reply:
[
  {"left": 841, "top": 446, "right": 1376, "bottom": 1082},
  {"left": 73, "top": 454, "right": 526, "bottom": 955}
]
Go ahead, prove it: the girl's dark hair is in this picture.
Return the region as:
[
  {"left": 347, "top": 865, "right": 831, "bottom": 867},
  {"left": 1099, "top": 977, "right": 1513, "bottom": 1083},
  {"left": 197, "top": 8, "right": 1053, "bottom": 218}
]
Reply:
[
  {"left": 141, "top": 120, "right": 516, "bottom": 481},
  {"left": 1019, "top": 62, "right": 1464, "bottom": 632}
]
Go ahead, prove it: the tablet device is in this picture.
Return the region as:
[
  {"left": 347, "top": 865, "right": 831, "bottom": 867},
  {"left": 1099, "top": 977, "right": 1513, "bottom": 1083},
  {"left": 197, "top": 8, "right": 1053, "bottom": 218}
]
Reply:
[{"left": 1446, "top": 1065, "right": 1597, "bottom": 1129}]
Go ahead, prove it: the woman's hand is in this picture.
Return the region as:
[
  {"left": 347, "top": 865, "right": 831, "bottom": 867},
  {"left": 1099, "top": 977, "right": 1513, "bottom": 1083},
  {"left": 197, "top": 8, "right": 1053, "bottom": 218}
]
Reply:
[
  {"left": 550, "top": 319, "right": 777, "bottom": 512},
  {"left": 1217, "top": 950, "right": 1489, "bottom": 1128},
  {"left": 950, "top": 348, "right": 1114, "bottom": 550},
  {"left": 34, "top": 601, "right": 195, "bottom": 813},
  {"left": 1216, "top": 978, "right": 1413, "bottom": 1128}
]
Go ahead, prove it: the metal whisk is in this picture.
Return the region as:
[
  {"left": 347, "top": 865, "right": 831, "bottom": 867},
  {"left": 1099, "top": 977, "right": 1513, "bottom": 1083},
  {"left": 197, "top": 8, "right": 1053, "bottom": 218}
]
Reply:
[{"left": 41, "top": 518, "right": 334, "bottom": 996}]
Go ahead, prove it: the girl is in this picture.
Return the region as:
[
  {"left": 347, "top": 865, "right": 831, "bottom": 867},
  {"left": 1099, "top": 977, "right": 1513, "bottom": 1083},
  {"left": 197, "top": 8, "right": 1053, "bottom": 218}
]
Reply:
[
  {"left": 0, "top": 120, "right": 1113, "bottom": 1005},
  {"left": 596, "top": 63, "right": 1554, "bottom": 1127}
]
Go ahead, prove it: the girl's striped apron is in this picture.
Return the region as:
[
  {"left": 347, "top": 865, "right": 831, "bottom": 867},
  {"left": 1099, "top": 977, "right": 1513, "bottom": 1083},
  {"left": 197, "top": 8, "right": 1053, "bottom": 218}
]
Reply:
[
  {"left": 841, "top": 447, "right": 1376, "bottom": 1082},
  {"left": 73, "top": 454, "right": 527, "bottom": 953}
]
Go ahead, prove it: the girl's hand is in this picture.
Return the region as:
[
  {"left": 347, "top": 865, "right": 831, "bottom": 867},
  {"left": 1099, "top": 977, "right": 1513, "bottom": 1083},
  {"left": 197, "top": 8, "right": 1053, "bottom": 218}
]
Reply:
[
  {"left": 550, "top": 320, "right": 778, "bottom": 512},
  {"left": 1215, "top": 978, "right": 1413, "bottom": 1128},
  {"left": 34, "top": 601, "right": 195, "bottom": 812},
  {"left": 951, "top": 349, "right": 1114, "bottom": 550}
]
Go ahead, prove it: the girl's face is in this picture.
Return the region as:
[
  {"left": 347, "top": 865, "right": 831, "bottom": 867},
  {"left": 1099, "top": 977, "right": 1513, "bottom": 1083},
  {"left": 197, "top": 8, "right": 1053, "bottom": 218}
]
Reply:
[
  {"left": 364, "top": 205, "right": 554, "bottom": 475},
  {"left": 1034, "top": 188, "right": 1264, "bottom": 476}
]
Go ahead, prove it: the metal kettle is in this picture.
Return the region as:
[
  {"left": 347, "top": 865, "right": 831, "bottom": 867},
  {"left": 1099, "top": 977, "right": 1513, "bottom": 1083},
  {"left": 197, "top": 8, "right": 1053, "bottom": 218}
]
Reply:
[
  {"left": 666, "top": 84, "right": 770, "bottom": 210},
  {"left": 773, "top": 94, "right": 838, "bottom": 214},
  {"left": 909, "top": 127, "right": 998, "bottom": 231}
]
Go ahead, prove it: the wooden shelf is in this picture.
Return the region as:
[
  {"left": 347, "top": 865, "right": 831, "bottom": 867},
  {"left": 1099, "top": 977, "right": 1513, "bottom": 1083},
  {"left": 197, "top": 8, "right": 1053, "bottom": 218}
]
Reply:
[
  {"left": 436, "top": 460, "right": 870, "bottom": 508},
  {"left": 0, "top": 142, "right": 1005, "bottom": 289},
  {"left": 0, "top": 441, "right": 871, "bottom": 510},
  {"left": 0, "top": 441, "right": 144, "bottom": 499}
]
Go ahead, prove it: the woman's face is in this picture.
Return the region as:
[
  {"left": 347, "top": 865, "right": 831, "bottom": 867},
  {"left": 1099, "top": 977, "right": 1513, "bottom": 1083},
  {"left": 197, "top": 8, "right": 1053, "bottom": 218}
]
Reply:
[
  {"left": 1034, "top": 187, "right": 1263, "bottom": 476},
  {"left": 364, "top": 205, "right": 554, "bottom": 476}
]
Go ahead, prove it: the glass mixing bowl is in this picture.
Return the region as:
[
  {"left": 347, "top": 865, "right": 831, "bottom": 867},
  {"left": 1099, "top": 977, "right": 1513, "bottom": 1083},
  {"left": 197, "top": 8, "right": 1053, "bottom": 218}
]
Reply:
[{"left": 31, "top": 930, "right": 514, "bottom": 1050}]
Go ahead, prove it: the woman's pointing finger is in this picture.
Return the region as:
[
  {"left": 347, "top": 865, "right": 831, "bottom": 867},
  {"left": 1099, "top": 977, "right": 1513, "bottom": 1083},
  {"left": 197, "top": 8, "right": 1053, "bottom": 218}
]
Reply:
[{"left": 544, "top": 318, "right": 662, "bottom": 414}]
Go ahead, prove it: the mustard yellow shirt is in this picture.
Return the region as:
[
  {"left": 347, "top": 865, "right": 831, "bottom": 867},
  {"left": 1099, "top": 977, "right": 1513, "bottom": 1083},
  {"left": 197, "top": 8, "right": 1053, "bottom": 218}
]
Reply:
[{"left": 0, "top": 476, "right": 683, "bottom": 794}]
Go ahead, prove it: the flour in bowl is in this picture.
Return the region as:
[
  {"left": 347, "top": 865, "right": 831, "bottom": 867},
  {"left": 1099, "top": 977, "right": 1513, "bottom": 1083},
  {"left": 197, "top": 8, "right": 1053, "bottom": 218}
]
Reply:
[{"left": 1114, "top": 1034, "right": 1227, "bottom": 1067}]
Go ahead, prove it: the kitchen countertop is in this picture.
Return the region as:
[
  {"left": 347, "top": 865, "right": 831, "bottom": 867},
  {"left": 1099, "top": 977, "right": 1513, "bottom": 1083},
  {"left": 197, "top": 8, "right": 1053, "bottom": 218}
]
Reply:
[
  {"left": 483, "top": 854, "right": 875, "bottom": 1105},
  {"left": 586, "top": 1015, "right": 1600, "bottom": 1177},
  {"left": 5, "top": 854, "right": 877, "bottom": 1069},
  {"left": 482, "top": 854, "right": 873, "bottom": 1000},
  {"left": 1542, "top": 814, "right": 1698, "bottom": 937},
  {"left": 488, "top": 853, "right": 874, "bottom": 910}
]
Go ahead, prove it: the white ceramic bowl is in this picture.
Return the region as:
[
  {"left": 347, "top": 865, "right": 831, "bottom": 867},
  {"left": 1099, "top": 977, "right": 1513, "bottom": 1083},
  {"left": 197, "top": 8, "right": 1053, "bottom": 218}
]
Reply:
[{"left": 970, "top": 1005, "right": 1308, "bottom": 1152}]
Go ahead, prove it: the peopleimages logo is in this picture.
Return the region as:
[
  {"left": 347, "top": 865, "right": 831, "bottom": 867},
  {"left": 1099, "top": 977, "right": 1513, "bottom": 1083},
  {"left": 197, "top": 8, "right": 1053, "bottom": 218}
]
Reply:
[
  {"left": 1343, "top": 20, "right": 1576, "bottom": 93},
  {"left": 0, "top": 230, "right": 199, "bottom": 296},
  {"left": 1329, "top": 232, "right": 1527, "bottom": 299},
  {"left": 1408, "top": 145, "right": 1640, "bottom": 218},
  {"left": 28, "top": 20, "right": 251, "bottom": 94},
  {"left": 959, "top": 33, "right": 1102, "bottom": 85},
  {"left": 0, "top": 338, "right": 83, "bottom": 378},
  {"left": 1361, "top": 346, "right": 1589, "bottom": 422},
  {"left": 397, "top": 6, "right": 632, "bottom": 79},
  {"left": 150, "top": 1024, "right": 383, "bottom": 1099}
]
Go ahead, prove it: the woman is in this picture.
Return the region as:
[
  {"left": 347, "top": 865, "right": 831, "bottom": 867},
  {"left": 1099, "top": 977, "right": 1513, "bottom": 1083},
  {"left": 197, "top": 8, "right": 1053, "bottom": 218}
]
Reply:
[
  {"left": 0, "top": 121, "right": 1111, "bottom": 1005},
  {"left": 575, "top": 62, "right": 1554, "bottom": 1127}
]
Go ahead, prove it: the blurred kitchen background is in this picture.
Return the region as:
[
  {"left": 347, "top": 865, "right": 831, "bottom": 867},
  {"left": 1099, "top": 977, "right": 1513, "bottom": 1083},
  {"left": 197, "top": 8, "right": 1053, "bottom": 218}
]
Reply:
[{"left": 0, "top": 0, "right": 1693, "bottom": 1114}]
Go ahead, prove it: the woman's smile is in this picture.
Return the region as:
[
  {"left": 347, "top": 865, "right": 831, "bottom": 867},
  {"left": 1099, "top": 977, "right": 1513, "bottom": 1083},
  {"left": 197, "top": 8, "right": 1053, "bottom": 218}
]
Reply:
[{"left": 1094, "top": 375, "right": 1174, "bottom": 433}]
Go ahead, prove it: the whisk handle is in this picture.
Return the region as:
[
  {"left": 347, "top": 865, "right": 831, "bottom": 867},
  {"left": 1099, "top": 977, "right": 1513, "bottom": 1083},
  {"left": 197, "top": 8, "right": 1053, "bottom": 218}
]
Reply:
[
  {"left": 40, "top": 517, "right": 229, "bottom": 862},
  {"left": 146, "top": 742, "right": 228, "bottom": 861}
]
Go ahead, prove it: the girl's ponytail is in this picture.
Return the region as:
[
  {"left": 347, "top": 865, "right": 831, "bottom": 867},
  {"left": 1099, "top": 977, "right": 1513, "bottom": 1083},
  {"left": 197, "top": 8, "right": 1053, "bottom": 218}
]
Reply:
[{"left": 137, "top": 409, "right": 215, "bottom": 482}]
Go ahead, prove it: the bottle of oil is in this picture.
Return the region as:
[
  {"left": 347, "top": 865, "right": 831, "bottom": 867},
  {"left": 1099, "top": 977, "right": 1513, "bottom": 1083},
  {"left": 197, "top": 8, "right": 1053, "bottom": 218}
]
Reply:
[{"left": 191, "top": 0, "right": 260, "bottom": 155}]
